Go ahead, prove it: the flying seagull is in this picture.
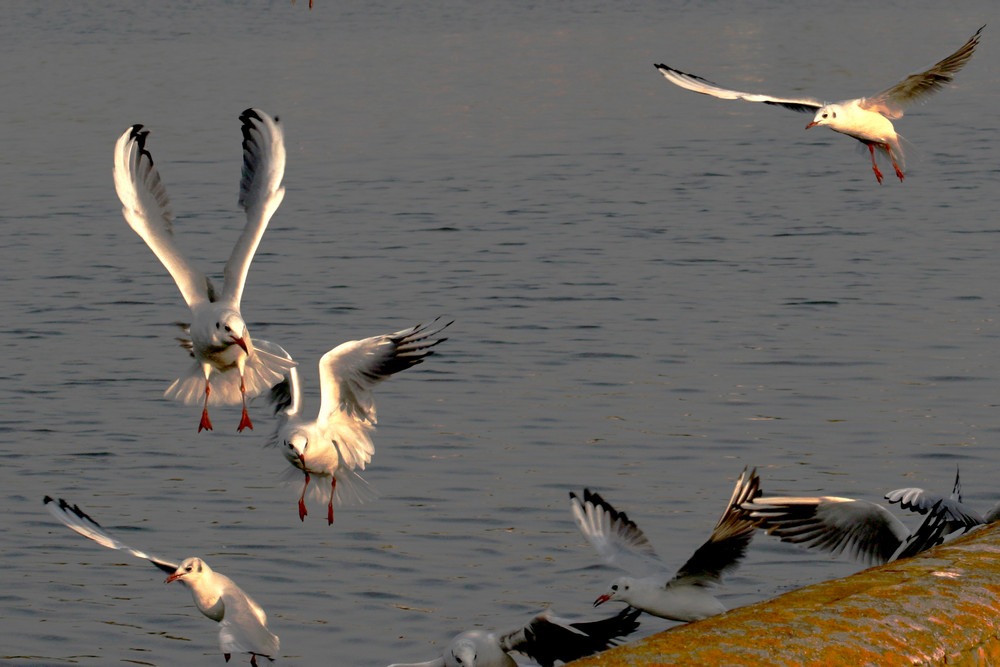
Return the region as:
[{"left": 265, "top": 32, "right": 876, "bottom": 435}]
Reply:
[
  {"left": 266, "top": 320, "right": 450, "bottom": 524},
  {"left": 654, "top": 26, "right": 983, "bottom": 183},
  {"left": 569, "top": 467, "right": 761, "bottom": 621},
  {"left": 43, "top": 496, "right": 279, "bottom": 665},
  {"left": 112, "top": 108, "right": 295, "bottom": 432}
]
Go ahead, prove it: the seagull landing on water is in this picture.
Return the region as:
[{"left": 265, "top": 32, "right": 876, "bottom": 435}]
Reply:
[
  {"left": 569, "top": 467, "right": 761, "bottom": 622},
  {"left": 265, "top": 319, "right": 451, "bottom": 524},
  {"left": 43, "top": 497, "right": 279, "bottom": 666},
  {"left": 654, "top": 26, "right": 984, "bottom": 184},
  {"left": 386, "top": 608, "right": 641, "bottom": 667},
  {"left": 112, "top": 108, "right": 295, "bottom": 432}
]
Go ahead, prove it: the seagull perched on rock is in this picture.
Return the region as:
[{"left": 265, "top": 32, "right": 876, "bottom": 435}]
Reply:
[
  {"left": 386, "top": 607, "right": 641, "bottom": 667},
  {"left": 569, "top": 467, "right": 761, "bottom": 621},
  {"left": 654, "top": 26, "right": 983, "bottom": 183},
  {"left": 112, "top": 108, "right": 295, "bottom": 432},
  {"left": 43, "top": 497, "right": 279, "bottom": 666},
  {"left": 266, "top": 320, "right": 450, "bottom": 524}
]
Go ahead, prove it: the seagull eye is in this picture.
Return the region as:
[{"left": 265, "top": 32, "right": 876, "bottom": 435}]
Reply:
[
  {"left": 215, "top": 322, "right": 220, "bottom": 329},
  {"left": 224, "top": 324, "right": 231, "bottom": 332},
  {"left": 821, "top": 112, "right": 828, "bottom": 119}
]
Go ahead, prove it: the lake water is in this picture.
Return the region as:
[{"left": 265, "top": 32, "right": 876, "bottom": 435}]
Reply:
[{"left": 4, "top": 1, "right": 1000, "bottom": 665}]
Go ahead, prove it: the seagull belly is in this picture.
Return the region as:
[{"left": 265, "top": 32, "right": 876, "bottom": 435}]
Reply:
[{"left": 639, "top": 584, "right": 726, "bottom": 622}]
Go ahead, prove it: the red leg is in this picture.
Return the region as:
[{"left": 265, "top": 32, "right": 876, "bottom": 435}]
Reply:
[
  {"left": 224, "top": 654, "right": 231, "bottom": 663},
  {"left": 198, "top": 381, "right": 213, "bottom": 432},
  {"left": 327, "top": 477, "right": 338, "bottom": 525},
  {"left": 887, "top": 145, "right": 904, "bottom": 182},
  {"left": 251, "top": 655, "right": 258, "bottom": 667},
  {"left": 237, "top": 374, "right": 253, "bottom": 432},
  {"left": 298, "top": 473, "right": 310, "bottom": 521},
  {"left": 868, "top": 144, "right": 883, "bottom": 184}
]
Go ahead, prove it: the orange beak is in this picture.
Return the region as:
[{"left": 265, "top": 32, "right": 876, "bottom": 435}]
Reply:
[
  {"left": 805, "top": 121, "right": 819, "bottom": 129},
  {"left": 165, "top": 571, "right": 183, "bottom": 584},
  {"left": 229, "top": 335, "right": 249, "bottom": 354}
]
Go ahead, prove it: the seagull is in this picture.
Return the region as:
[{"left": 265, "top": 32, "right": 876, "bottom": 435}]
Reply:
[
  {"left": 569, "top": 467, "right": 761, "bottom": 621},
  {"left": 654, "top": 26, "right": 984, "bottom": 183},
  {"left": 743, "top": 484, "right": 979, "bottom": 565},
  {"left": 386, "top": 607, "right": 641, "bottom": 667},
  {"left": 266, "top": 319, "right": 451, "bottom": 524},
  {"left": 43, "top": 496, "right": 279, "bottom": 666},
  {"left": 885, "top": 467, "right": 1000, "bottom": 531},
  {"left": 112, "top": 108, "right": 295, "bottom": 432}
]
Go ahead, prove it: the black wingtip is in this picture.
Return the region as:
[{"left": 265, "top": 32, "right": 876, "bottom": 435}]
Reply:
[{"left": 43, "top": 495, "right": 54, "bottom": 505}]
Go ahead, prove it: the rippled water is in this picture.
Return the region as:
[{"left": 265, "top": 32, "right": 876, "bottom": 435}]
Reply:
[{"left": 4, "top": 1, "right": 999, "bottom": 665}]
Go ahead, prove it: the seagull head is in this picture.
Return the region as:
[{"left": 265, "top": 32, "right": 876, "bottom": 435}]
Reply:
[
  {"left": 165, "top": 557, "right": 212, "bottom": 585},
  {"left": 595, "top": 576, "right": 633, "bottom": 607},
  {"left": 213, "top": 311, "right": 250, "bottom": 355},
  {"left": 445, "top": 637, "right": 478, "bottom": 667},
  {"left": 806, "top": 104, "right": 840, "bottom": 130},
  {"left": 283, "top": 431, "right": 309, "bottom": 468}
]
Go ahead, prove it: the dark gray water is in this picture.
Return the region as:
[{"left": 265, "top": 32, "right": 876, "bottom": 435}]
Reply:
[{"left": 4, "top": 1, "right": 1000, "bottom": 665}]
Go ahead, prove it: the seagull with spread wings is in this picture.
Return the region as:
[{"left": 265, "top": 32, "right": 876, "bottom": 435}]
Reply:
[
  {"left": 655, "top": 26, "right": 983, "bottom": 183},
  {"left": 569, "top": 467, "right": 760, "bottom": 621},
  {"left": 112, "top": 108, "right": 294, "bottom": 432},
  {"left": 43, "top": 497, "right": 279, "bottom": 666},
  {"left": 266, "top": 320, "right": 450, "bottom": 524}
]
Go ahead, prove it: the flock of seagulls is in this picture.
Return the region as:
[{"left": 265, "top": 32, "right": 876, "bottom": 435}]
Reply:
[{"left": 41, "top": 25, "right": 990, "bottom": 667}]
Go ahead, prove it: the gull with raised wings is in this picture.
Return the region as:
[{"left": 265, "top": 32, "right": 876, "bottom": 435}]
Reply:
[
  {"left": 43, "top": 497, "right": 279, "bottom": 666},
  {"left": 112, "top": 108, "right": 294, "bottom": 432},
  {"left": 569, "top": 467, "right": 760, "bottom": 621},
  {"left": 266, "top": 320, "right": 450, "bottom": 524},
  {"left": 654, "top": 26, "right": 983, "bottom": 183}
]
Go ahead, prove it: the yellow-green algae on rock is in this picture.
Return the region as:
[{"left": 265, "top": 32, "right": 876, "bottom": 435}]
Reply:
[{"left": 568, "top": 523, "right": 1000, "bottom": 666}]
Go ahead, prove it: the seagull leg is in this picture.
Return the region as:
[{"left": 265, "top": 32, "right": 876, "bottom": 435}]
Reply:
[
  {"left": 224, "top": 654, "right": 231, "bottom": 663},
  {"left": 250, "top": 655, "right": 258, "bottom": 667},
  {"left": 327, "top": 476, "right": 338, "bottom": 525},
  {"left": 237, "top": 374, "right": 253, "bottom": 432},
  {"left": 867, "top": 144, "right": 884, "bottom": 184},
  {"left": 887, "top": 144, "right": 904, "bottom": 182},
  {"left": 298, "top": 473, "right": 310, "bottom": 521},
  {"left": 198, "top": 381, "right": 213, "bottom": 432}
]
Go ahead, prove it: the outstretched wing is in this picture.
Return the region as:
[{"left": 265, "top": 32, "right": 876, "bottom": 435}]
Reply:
[
  {"left": 890, "top": 499, "right": 954, "bottom": 562},
  {"left": 884, "top": 487, "right": 984, "bottom": 528},
  {"left": 316, "top": 319, "right": 451, "bottom": 469},
  {"left": 43, "top": 496, "right": 178, "bottom": 574},
  {"left": 672, "top": 467, "right": 760, "bottom": 586},
  {"left": 569, "top": 488, "right": 663, "bottom": 578},
  {"left": 112, "top": 125, "right": 210, "bottom": 309},
  {"left": 500, "top": 608, "right": 642, "bottom": 667},
  {"left": 654, "top": 64, "right": 823, "bottom": 113},
  {"left": 221, "top": 108, "right": 286, "bottom": 308},
  {"left": 863, "top": 26, "right": 984, "bottom": 118},
  {"left": 744, "top": 496, "right": 910, "bottom": 565}
]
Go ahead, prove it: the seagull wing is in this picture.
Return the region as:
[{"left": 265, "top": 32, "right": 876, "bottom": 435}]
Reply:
[
  {"left": 744, "top": 496, "right": 910, "bottom": 565},
  {"left": 672, "top": 467, "right": 761, "bottom": 586},
  {"left": 257, "top": 339, "right": 300, "bottom": 419},
  {"left": 884, "top": 487, "right": 984, "bottom": 528},
  {"left": 890, "top": 499, "right": 953, "bottom": 562},
  {"left": 499, "top": 608, "right": 642, "bottom": 667},
  {"left": 863, "top": 26, "right": 983, "bottom": 118},
  {"left": 316, "top": 320, "right": 451, "bottom": 469},
  {"left": 217, "top": 582, "right": 280, "bottom": 659},
  {"left": 385, "top": 661, "right": 445, "bottom": 667},
  {"left": 43, "top": 496, "right": 178, "bottom": 574},
  {"left": 569, "top": 489, "right": 664, "bottom": 578},
  {"left": 112, "top": 125, "right": 210, "bottom": 309},
  {"left": 654, "top": 64, "right": 823, "bottom": 113},
  {"left": 221, "top": 108, "right": 286, "bottom": 308}
]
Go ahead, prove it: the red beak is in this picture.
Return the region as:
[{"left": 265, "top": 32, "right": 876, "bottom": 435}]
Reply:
[
  {"left": 229, "top": 335, "right": 249, "bottom": 354},
  {"left": 165, "top": 572, "right": 182, "bottom": 584},
  {"left": 805, "top": 121, "right": 818, "bottom": 129},
  {"left": 593, "top": 593, "right": 611, "bottom": 607}
]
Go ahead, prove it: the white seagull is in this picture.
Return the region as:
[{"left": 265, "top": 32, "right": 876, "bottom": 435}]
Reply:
[
  {"left": 743, "top": 485, "right": 976, "bottom": 565},
  {"left": 386, "top": 607, "right": 641, "bottom": 667},
  {"left": 112, "top": 108, "right": 295, "bottom": 432},
  {"left": 885, "top": 467, "right": 1000, "bottom": 531},
  {"left": 654, "top": 26, "right": 983, "bottom": 183},
  {"left": 266, "top": 320, "right": 451, "bottom": 524},
  {"left": 43, "top": 496, "right": 279, "bottom": 666},
  {"left": 569, "top": 467, "right": 761, "bottom": 621}
]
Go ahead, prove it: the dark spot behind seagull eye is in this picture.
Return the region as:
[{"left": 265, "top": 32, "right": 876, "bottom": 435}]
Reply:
[{"left": 215, "top": 322, "right": 220, "bottom": 329}]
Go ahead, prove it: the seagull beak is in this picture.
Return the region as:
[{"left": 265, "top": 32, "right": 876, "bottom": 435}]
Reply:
[
  {"left": 805, "top": 121, "right": 819, "bottom": 129},
  {"left": 593, "top": 593, "right": 611, "bottom": 607},
  {"left": 297, "top": 452, "right": 307, "bottom": 466},
  {"left": 229, "top": 335, "right": 249, "bottom": 354},
  {"left": 165, "top": 572, "right": 183, "bottom": 584}
]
